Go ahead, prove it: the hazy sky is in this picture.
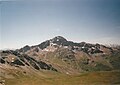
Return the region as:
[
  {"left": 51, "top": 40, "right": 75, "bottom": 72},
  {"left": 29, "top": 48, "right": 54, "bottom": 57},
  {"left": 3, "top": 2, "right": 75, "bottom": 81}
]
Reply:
[{"left": 0, "top": 0, "right": 120, "bottom": 49}]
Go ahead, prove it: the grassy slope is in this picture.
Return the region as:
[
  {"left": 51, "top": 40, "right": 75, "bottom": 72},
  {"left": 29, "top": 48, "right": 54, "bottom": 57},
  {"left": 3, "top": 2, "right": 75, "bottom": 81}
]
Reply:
[{"left": 3, "top": 70, "right": 120, "bottom": 85}]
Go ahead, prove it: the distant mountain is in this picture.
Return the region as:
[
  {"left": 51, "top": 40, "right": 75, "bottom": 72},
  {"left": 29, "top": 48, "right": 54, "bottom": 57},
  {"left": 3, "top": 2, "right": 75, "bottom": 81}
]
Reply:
[
  {"left": 0, "top": 36, "right": 120, "bottom": 75},
  {"left": 16, "top": 36, "right": 113, "bottom": 55}
]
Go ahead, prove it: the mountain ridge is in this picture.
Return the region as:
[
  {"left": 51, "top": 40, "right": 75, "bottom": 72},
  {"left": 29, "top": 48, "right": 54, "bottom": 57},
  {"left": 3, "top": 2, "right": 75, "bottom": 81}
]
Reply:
[{"left": 16, "top": 36, "right": 111, "bottom": 54}]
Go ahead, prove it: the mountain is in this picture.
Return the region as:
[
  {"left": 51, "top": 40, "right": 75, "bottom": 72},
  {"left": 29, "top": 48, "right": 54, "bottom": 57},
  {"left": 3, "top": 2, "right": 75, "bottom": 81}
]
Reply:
[{"left": 0, "top": 36, "right": 120, "bottom": 84}]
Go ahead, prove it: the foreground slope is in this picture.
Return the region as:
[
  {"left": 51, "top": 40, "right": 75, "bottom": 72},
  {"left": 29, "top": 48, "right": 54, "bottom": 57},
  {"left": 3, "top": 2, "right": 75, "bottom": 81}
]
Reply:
[{"left": 1, "top": 70, "right": 120, "bottom": 85}]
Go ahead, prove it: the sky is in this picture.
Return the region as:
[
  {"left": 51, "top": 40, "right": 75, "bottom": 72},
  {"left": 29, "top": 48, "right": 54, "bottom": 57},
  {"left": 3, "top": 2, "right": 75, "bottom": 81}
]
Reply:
[{"left": 0, "top": 0, "right": 120, "bottom": 49}]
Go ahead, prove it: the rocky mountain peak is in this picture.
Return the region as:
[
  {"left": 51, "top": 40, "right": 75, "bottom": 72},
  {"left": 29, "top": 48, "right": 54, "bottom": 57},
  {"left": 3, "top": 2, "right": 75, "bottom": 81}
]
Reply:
[
  {"left": 36, "top": 36, "right": 68, "bottom": 50},
  {"left": 50, "top": 36, "right": 67, "bottom": 42},
  {"left": 50, "top": 36, "right": 67, "bottom": 45}
]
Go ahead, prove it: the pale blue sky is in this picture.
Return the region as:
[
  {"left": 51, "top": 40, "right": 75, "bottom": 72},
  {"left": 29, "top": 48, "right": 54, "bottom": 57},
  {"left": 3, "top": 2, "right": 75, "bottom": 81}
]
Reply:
[{"left": 0, "top": 0, "right": 120, "bottom": 49}]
